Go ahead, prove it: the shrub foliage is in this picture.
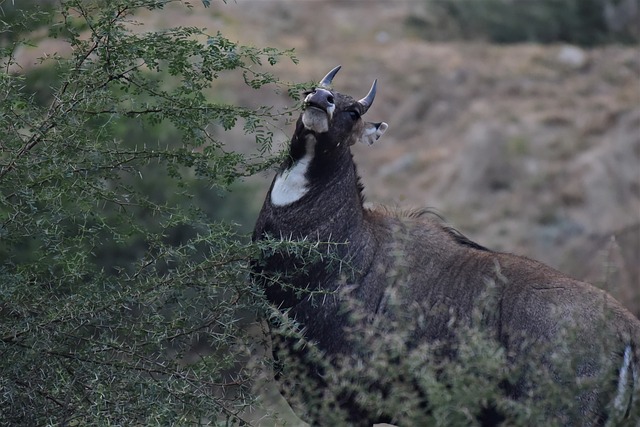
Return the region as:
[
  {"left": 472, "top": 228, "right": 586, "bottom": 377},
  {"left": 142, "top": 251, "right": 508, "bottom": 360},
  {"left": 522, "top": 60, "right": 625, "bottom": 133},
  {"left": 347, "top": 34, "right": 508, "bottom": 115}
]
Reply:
[
  {"left": 0, "top": 0, "right": 299, "bottom": 424},
  {"left": 266, "top": 274, "right": 639, "bottom": 426}
]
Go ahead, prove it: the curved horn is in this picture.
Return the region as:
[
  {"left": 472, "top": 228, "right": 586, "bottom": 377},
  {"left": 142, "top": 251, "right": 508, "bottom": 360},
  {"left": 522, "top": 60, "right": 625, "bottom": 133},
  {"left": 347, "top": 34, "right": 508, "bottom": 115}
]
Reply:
[
  {"left": 358, "top": 79, "right": 377, "bottom": 114},
  {"left": 318, "top": 65, "right": 341, "bottom": 88}
]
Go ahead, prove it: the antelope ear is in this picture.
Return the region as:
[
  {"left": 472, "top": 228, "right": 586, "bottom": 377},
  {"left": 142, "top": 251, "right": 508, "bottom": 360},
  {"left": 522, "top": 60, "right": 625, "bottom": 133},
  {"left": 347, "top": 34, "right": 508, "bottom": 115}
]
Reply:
[{"left": 359, "top": 121, "right": 388, "bottom": 146}]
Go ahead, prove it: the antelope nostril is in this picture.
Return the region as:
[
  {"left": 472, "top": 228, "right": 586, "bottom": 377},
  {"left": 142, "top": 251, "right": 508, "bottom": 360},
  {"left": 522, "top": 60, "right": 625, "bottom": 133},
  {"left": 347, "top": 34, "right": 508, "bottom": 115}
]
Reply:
[{"left": 306, "top": 88, "right": 334, "bottom": 110}]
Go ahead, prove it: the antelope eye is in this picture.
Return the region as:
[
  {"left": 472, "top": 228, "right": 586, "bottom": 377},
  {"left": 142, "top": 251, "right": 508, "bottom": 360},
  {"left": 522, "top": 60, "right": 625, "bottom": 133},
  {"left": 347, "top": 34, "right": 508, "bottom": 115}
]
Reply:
[{"left": 347, "top": 110, "right": 360, "bottom": 121}]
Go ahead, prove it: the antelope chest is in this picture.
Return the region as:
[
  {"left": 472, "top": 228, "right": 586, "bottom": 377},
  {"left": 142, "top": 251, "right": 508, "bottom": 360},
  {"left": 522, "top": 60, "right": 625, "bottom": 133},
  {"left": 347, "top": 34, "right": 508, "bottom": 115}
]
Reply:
[{"left": 270, "top": 136, "right": 316, "bottom": 207}]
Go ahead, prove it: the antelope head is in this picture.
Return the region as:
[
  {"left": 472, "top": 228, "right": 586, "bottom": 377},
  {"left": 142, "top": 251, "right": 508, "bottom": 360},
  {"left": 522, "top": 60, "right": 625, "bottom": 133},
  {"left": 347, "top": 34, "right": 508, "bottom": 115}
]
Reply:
[{"left": 301, "top": 65, "right": 388, "bottom": 147}]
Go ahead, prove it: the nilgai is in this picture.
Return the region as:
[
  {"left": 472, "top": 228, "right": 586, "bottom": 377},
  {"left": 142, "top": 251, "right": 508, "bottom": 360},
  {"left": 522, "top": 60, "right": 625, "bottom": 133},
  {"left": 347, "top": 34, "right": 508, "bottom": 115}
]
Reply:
[{"left": 252, "top": 65, "right": 640, "bottom": 426}]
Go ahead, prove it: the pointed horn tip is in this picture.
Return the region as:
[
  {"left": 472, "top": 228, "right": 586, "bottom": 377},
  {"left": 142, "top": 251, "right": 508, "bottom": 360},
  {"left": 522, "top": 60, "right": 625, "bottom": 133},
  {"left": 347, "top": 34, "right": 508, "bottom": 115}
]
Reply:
[
  {"left": 358, "top": 79, "right": 378, "bottom": 109},
  {"left": 318, "top": 65, "right": 342, "bottom": 88}
]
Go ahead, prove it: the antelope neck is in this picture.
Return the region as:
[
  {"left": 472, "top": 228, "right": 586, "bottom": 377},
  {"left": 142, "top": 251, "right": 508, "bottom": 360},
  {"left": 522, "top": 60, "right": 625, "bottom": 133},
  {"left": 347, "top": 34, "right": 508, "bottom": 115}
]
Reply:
[
  {"left": 270, "top": 134, "right": 315, "bottom": 207},
  {"left": 269, "top": 132, "right": 357, "bottom": 209}
]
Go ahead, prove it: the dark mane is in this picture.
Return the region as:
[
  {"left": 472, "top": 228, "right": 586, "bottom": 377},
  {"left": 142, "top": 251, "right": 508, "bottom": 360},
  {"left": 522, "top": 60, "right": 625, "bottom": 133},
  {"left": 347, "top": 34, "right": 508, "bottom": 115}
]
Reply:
[
  {"left": 443, "top": 225, "right": 491, "bottom": 252},
  {"left": 366, "top": 205, "right": 491, "bottom": 252},
  {"left": 353, "top": 159, "right": 366, "bottom": 204},
  {"left": 411, "top": 208, "right": 491, "bottom": 252}
]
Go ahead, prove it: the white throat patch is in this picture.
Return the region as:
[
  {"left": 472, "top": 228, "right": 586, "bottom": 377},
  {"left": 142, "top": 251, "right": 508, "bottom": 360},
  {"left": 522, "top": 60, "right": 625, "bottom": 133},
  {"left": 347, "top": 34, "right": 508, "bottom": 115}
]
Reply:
[
  {"left": 270, "top": 135, "right": 316, "bottom": 206},
  {"left": 301, "top": 106, "right": 333, "bottom": 133}
]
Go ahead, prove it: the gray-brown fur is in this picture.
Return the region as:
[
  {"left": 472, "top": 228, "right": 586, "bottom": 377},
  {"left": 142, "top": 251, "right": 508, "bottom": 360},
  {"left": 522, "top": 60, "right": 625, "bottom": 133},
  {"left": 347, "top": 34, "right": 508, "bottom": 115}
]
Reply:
[{"left": 252, "top": 67, "right": 640, "bottom": 426}]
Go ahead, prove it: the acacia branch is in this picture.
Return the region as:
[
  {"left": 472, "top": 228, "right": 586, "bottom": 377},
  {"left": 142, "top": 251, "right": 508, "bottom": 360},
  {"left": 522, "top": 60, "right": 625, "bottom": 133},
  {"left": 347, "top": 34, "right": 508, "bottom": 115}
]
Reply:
[{"left": 14, "top": 380, "right": 67, "bottom": 408}]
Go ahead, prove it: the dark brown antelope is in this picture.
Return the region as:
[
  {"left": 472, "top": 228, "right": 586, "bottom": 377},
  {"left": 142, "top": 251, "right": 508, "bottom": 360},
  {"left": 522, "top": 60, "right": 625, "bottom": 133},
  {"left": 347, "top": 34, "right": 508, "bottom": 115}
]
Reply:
[{"left": 252, "top": 65, "right": 640, "bottom": 426}]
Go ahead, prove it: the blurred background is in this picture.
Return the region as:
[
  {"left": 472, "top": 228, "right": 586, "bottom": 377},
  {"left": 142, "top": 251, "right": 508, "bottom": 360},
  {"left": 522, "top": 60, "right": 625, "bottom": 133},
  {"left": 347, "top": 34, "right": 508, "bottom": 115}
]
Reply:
[
  {"left": 10, "top": 0, "right": 640, "bottom": 312},
  {"left": 187, "top": 0, "right": 638, "bottom": 316}
]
